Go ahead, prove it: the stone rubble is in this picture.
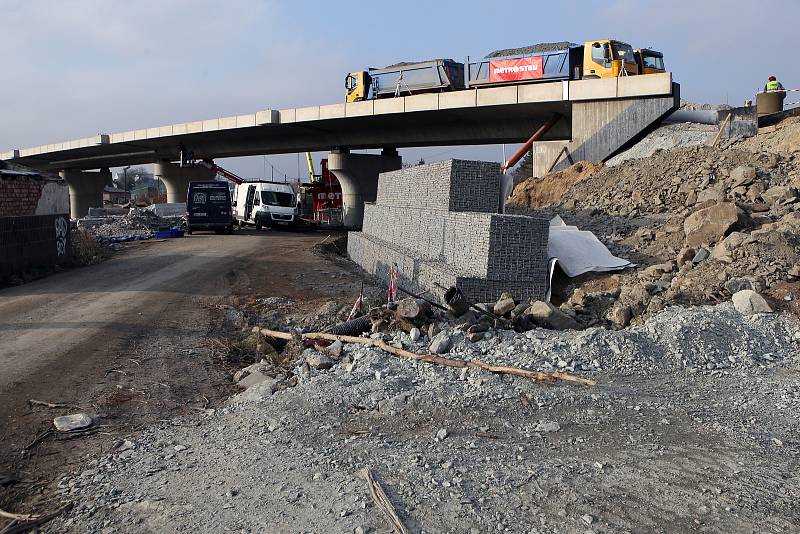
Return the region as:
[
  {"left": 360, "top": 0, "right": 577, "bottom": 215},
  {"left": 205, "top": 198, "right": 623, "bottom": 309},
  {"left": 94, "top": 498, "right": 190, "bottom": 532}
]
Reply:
[
  {"left": 42, "top": 302, "right": 800, "bottom": 533},
  {"left": 506, "top": 116, "right": 800, "bottom": 328}
]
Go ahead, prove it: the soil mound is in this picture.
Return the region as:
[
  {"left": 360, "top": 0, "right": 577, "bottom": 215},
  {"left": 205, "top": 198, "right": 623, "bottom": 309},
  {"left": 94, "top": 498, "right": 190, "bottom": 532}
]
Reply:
[{"left": 507, "top": 161, "right": 603, "bottom": 208}]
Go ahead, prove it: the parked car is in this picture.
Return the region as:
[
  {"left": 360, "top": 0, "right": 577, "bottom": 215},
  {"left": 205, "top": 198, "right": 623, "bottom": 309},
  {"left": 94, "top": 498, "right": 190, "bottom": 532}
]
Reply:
[
  {"left": 186, "top": 181, "right": 233, "bottom": 235},
  {"left": 233, "top": 181, "right": 298, "bottom": 230}
]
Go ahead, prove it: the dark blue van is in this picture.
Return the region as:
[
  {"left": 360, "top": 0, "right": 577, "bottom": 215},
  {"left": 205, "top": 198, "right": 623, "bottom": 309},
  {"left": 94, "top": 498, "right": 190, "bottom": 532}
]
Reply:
[{"left": 186, "top": 181, "right": 233, "bottom": 235}]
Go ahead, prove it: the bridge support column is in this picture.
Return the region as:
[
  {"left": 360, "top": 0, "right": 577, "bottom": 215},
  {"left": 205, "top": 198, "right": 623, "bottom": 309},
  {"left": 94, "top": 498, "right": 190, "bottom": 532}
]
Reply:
[
  {"left": 327, "top": 148, "right": 402, "bottom": 228},
  {"left": 60, "top": 168, "right": 112, "bottom": 218},
  {"left": 154, "top": 160, "right": 216, "bottom": 203}
]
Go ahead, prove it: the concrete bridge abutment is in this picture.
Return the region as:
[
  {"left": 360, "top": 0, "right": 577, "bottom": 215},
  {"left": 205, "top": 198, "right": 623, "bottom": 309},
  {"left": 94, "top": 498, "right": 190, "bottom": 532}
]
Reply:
[
  {"left": 60, "top": 168, "right": 112, "bottom": 218},
  {"left": 531, "top": 89, "right": 679, "bottom": 178},
  {"left": 154, "top": 160, "right": 217, "bottom": 203},
  {"left": 328, "top": 148, "right": 402, "bottom": 228}
]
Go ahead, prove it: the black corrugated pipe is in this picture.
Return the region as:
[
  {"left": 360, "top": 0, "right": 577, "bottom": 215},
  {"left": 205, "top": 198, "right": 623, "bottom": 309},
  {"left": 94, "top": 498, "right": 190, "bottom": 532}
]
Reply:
[{"left": 325, "top": 315, "right": 372, "bottom": 336}]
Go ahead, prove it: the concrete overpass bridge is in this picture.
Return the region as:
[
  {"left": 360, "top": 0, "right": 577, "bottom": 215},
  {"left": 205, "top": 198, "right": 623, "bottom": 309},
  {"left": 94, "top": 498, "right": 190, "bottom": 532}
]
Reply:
[{"left": 3, "top": 73, "right": 678, "bottom": 226}]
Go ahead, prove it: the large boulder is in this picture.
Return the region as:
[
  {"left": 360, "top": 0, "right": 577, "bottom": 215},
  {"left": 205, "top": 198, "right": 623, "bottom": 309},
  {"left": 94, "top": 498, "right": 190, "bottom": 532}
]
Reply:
[
  {"left": 493, "top": 295, "right": 516, "bottom": 316},
  {"left": 683, "top": 202, "right": 740, "bottom": 248},
  {"left": 710, "top": 231, "right": 746, "bottom": 263},
  {"left": 761, "top": 185, "right": 797, "bottom": 205},
  {"left": 731, "top": 289, "right": 773, "bottom": 315},
  {"left": 236, "top": 370, "right": 277, "bottom": 389},
  {"left": 429, "top": 333, "right": 453, "bottom": 354},
  {"left": 526, "top": 301, "right": 581, "bottom": 330},
  {"left": 53, "top": 413, "right": 93, "bottom": 432},
  {"left": 729, "top": 166, "right": 756, "bottom": 188}
]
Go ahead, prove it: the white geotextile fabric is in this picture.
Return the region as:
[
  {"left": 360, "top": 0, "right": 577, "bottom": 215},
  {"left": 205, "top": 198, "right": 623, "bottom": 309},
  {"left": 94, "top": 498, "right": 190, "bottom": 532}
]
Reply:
[{"left": 547, "top": 215, "right": 633, "bottom": 278}]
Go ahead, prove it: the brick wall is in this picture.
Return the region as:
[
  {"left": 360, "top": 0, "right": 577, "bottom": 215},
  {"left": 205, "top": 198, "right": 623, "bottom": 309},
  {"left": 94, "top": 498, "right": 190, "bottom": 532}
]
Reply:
[
  {"left": 0, "top": 176, "right": 45, "bottom": 217},
  {"left": 0, "top": 214, "right": 71, "bottom": 277}
]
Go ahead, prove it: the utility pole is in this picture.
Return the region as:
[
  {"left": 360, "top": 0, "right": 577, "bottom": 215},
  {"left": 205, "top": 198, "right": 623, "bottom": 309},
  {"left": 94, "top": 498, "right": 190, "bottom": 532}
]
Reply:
[{"left": 123, "top": 165, "right": 131, "bottom": 196}]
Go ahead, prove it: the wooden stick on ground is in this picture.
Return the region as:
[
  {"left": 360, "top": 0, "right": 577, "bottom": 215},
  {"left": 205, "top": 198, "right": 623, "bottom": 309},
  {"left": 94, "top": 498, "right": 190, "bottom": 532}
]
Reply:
[
  {"left": 0, "top": 510, "right": 36, "bottom": 521},
  {"left": 359, "top": 468, "right": 409, "bottom": 534},
  {"left": 257, "top": 328, "right": 595, "bottom": 386},
  {"left": 27, "top": 399, "right": 83, "bottom": 410},
  {"left": 0, "top": 503, "right": 71, "bottom": 534},
  {"left": 22, "top": 429, "right": 52, "bottom": 451}
]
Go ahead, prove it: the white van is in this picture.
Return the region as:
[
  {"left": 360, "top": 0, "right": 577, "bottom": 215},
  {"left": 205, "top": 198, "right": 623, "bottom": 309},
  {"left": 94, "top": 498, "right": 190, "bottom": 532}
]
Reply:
[{"left": 234, "top": 181, "right": 298, "bottom": 229}]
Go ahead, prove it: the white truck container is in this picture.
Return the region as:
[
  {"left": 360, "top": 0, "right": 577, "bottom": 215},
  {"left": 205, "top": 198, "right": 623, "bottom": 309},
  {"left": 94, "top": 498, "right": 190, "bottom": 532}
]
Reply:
[{"left": 233, "top": 181, "right": 298, "bottom": 229}]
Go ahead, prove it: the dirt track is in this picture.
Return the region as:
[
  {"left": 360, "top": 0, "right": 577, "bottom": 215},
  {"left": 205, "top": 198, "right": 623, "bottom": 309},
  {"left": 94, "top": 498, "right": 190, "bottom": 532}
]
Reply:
[{"left": 0, "top": 230, "right": 351, "bottom": 515}]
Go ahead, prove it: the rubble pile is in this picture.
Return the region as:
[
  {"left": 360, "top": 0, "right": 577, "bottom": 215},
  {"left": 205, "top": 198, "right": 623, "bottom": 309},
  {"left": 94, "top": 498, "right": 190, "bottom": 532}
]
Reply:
[
  {"left": 508, "top": 117, "right": 800, "bottom": 327},
  {"left": 82, "top": 207, "right": 185, "bottom": 243}
]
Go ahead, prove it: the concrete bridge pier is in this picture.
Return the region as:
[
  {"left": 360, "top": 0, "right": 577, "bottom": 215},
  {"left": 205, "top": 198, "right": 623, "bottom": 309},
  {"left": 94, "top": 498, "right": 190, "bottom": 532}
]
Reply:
[
  {"left": 328, "top": 148, "right": 402, "bottom": 228},
  {"left": 60, "top": 168, "right": 112, "bottom": 218},
  {"left": 154, "top": 160, "right": 217, "bottom": 203}
]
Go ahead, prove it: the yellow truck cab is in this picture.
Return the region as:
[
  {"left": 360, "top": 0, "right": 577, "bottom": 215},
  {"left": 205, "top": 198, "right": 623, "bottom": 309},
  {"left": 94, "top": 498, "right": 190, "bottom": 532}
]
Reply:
[
  {"left": 345, "top": 71, "right": 370, "bottom": 103},
  {"left": 633, "top": 48, "right": 666, "bottom": 74},
  {"left": 582, "top": 39, "right": 639, "bottom": 78}
]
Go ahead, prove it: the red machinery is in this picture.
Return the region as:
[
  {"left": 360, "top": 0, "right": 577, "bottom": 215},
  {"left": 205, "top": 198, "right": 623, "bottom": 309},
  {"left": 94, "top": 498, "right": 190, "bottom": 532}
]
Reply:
[{"left": 302, "top": 158, "right": 343, "bottom": 225}]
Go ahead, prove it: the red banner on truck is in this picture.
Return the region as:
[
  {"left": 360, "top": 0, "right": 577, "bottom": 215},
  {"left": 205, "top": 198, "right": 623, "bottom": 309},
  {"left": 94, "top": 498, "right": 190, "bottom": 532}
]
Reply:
[{"left": 489, "top": 56, "right": 544, "bottom": 82}]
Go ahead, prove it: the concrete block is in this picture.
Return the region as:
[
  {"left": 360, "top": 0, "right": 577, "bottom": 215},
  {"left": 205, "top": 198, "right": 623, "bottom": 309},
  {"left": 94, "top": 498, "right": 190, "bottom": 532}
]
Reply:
[
  {"left": 404, "top": 93, "right": 439, "bottom": 112},
  {"left": 122, "top": 130, "right": 136, "bottom": 142},
  {"left": 236, "top": 114, "right": 256, "bottom": 128},
  {"left": 375, "top": 160, "right": 501, "bottom": 212},
  {"left": 295, "top": 106, "right": 320, "bottom": 121},
  {"left": 569, "top": 78, "right": 617, "bottom": 101},
  {"left": 320, "top": 103, "right": 346, "bottom": 119},
  {"left": 146, "top": 127, "right": 160, "bottom": 139},
  {"left": 158, "top": 125, "right": 173, "bottom": 137},
  {"left": 350, "top": 159, "right": 550, "bottom": 303},
  {"left": 256, "top": 109, "right": 280, "bottom": 125},
  {"left": 477, "top": 86, "right": 518, "bottom": 106},
  {"left": 439, "top": 90, "right": 477, "bottom": 109},
  {"left": 202, "top": 119, "right": 220, "bottom": 132},
  {"left": 518, "top": 82, "right": 563, "bottom": 103},
  {"left": 346, "top": 100, "right": 374, "bottom": 117},
  {"left": 172, "top": 123, "right": 188, "bottom": 135},
  {"left": 133, "top": 130, "right": 148, "bottom": 140},
  {"left": 277, "top": 109, "right": 295, "bottom": 123},
  {"left": 187, "top": 121, "right": 203, "bottom": 134},
  {"left": 219, "top": 116, "right": 237, "bottom": 129},
  {"left": 374, "top": 97, "right": 405, "bottom": 115},
  {"left": 617, "top": 72, "right": 672, "bottom": 97}
]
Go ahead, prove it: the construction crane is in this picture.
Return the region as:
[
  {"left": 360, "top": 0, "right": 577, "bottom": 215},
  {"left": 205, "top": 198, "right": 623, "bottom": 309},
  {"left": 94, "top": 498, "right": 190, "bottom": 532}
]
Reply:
[
  {"left": 305, "top": 152, "right": 318, "bottom": 183},
  {"left": 197, "top": 160, "right": 245, "bottom": 184}
]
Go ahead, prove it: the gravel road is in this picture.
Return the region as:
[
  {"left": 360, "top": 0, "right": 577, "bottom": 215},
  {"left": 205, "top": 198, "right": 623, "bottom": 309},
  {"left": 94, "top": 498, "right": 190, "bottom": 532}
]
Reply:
[{"left": 0, "top": 229, "right": 356, "bottom": 520}]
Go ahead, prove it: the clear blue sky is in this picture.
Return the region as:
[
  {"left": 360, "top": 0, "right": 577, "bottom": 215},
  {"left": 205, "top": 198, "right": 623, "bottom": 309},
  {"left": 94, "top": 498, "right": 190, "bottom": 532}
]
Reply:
[{"left": 0, "top": 0, "right": 795, "bottom": 179}]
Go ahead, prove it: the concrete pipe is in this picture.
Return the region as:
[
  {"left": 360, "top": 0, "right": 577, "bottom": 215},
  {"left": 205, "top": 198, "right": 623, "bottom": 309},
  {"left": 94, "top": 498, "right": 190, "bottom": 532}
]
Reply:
[{"left": 756, "top": 92, "right": 785, "bottom": 116}]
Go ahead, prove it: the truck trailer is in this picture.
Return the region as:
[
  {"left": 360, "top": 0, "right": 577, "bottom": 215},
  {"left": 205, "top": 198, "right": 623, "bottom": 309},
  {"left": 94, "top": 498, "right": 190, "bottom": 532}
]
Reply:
[{"left": 345, "top": 39, "right": 646, "bottom": 102}]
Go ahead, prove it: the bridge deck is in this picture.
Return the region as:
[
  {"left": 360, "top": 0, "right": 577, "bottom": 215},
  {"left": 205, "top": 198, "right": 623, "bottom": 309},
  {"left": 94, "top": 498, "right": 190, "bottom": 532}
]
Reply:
[{"left": 3, "top": 74, "right": 673, "bottom": 170}]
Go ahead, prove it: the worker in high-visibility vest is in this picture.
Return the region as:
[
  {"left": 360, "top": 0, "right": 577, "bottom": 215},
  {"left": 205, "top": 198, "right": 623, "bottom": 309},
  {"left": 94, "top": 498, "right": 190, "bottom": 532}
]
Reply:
[{"left": 764, "top": 75, "right": 785, "bottom": 92}]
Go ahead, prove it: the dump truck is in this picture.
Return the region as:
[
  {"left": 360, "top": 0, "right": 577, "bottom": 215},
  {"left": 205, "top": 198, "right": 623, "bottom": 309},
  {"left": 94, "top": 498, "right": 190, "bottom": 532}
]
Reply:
[
  {"left": 634, "top": 48, "right": 666, "bottom": 75},
  {"left": 345, "top": 39, "right": 642, "bottom": 102},
  {"left": 345, "top": 59, "right": 464, "bottom": 102}
]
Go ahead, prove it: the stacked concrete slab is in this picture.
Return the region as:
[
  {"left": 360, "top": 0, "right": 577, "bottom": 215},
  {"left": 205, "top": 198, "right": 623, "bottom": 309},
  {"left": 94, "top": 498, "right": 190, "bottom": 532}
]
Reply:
[{"left": 348, "top": 160, "right": 550, "bottom": 304}]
